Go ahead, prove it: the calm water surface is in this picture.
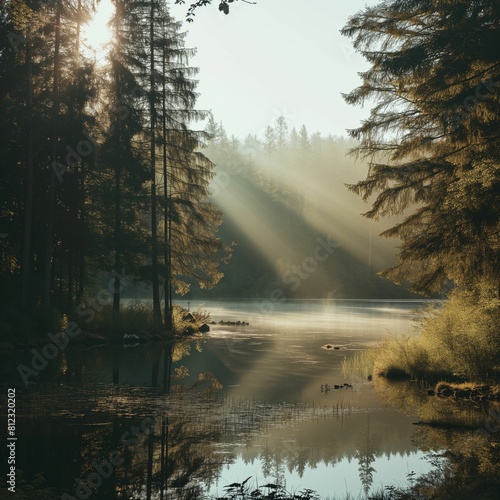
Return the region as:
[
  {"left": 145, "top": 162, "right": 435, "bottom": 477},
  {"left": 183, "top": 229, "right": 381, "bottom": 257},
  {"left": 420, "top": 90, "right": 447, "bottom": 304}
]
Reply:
[{"left": 1, "top": 300, "right": 440, "bottom": 499}]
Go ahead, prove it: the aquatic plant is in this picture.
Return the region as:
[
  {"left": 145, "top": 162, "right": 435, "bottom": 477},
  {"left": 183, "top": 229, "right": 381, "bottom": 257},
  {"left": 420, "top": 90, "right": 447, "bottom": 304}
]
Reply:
[{"left": 213, "top": 476, "right": 321, "bottom": 499}]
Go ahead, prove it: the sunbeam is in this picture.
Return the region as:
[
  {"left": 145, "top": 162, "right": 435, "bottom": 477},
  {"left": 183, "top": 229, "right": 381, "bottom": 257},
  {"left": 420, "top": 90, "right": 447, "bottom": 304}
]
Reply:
[{"left": 80, "top": 0, "right": 114, "bottom": 64}]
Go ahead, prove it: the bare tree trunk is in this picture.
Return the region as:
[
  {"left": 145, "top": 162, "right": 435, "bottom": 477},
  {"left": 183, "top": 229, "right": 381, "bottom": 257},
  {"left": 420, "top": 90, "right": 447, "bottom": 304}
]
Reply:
[
  {"left": 162, "top": 17, "right": 173, "bottom": 333},
  {"left": 112, "top": 2, "right": 122, "bottom": 330},
  {"left": 150, "top": 0, "right": 162, "bottom": 329},
  {"left": 113, "top": 163, "right": 122, "bottom": 328},
  {"left": 67, "top": 245, "right": 74, "bottom": 311},
  {"left": 77, "top": 164, "right": 86, "bottom": 303},
  {"left": 43, "top": 0, "right": 62, "bottom": 311},
  {"left": 21, "top": 31, "right": 34, "bottom": 309},
  {"left": 74, "top": 0, "right": 85, "bottom": 306}
]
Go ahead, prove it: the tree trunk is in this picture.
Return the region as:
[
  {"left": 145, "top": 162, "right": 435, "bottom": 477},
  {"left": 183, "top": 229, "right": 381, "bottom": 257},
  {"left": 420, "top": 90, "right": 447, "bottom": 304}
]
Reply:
[
  {"left": 150, "top": 0, "right": 162, "bottom": 329},
  {"left": 67, "top": 244, "right": 74, "bottom": 311},
  {"left": 21, "top": 31, "right": 34, "bottom": 309},
  {"left": 43, "top": 0, "right": 62, "bottom": 311},
  {"left": 75, "top": 0, "right": 81, "bottom": 61},
  {"left": 77, "top": 165, "right": 86, "bottom": 303},
  {"left": 113, "top": 167, "right": 121, "bottom": 329},
  {"left": 162, "top": 18, "right": 173, "bottom": 333},
  {"left": 112, "top": 3, "right": 122, "bottom": 330}
]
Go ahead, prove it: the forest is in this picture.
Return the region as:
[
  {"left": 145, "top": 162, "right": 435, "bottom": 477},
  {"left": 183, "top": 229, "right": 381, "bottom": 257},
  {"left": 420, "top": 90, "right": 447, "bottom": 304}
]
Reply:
[
  {"left": 1, "top": 1, "right": 500, "bottom": 499},
  {"left": 0, "top": 0, "right": 420, "bottom": 344},
  {"left": 0, "top": 0, "right": 232, "bottom": 338},
  {"left": 0, "top": 0, "right": 499, "bottom": 366},
  {"left": 183, "top": 116, "right": 418, "bottom": 300}
]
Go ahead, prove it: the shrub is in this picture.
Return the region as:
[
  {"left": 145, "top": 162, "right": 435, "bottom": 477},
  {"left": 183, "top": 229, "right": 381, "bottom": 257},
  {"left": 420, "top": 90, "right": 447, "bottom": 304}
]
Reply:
[
  {"left": 418, "top": 291, "right": 500, "bottom": 380},
  {"left": 344, "top": 290, "right": 500, "bottom": 384}
]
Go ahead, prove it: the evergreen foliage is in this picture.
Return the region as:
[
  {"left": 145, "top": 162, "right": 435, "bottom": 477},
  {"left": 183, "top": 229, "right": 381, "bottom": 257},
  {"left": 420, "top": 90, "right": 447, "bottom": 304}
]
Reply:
[
  {"left": 0, "top": 0, "right": 230, "bottom": 334},
  {"left": 341, "top": 0, "right": 500, "bottom": 298},
  {"left": 186, "top": 116, "right": 417, "bottom": 299}
]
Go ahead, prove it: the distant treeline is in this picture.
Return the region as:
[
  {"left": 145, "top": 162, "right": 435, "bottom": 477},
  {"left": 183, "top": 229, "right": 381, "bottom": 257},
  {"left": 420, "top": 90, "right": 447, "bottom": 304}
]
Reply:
[{"left": 181, "top": 116, "right": 418, "bottom": 299}]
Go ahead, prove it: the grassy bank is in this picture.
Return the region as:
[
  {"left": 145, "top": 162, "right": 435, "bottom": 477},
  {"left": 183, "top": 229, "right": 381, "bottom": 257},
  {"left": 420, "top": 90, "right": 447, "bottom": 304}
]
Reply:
[
  {"left": 344, "top": 290, "right": 500, "bottom": 386},
  {"left": 0, "top": 302, "right": 211, "bottom": 348}
]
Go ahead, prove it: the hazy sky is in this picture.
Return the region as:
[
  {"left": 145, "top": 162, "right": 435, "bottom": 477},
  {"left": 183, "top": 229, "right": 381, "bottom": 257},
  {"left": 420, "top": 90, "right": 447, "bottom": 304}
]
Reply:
[
  {"left": 168, "top": 0, "right": 380, "bottom": 140},
  {"left": 86, "top": 0, "right": 379, "bottom": 140}
]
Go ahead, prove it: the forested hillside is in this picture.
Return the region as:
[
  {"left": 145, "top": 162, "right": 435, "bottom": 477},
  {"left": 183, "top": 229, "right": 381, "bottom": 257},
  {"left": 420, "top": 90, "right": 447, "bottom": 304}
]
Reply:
[{"left": 182, "top": 116, "right": 418, "bottom": 299}]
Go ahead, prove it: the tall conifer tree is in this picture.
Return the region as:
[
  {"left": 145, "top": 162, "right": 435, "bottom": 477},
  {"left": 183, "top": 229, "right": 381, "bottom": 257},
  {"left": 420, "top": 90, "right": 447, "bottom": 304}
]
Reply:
[{"left": 342, "top": 0, "right": 500, "bottom": 297}]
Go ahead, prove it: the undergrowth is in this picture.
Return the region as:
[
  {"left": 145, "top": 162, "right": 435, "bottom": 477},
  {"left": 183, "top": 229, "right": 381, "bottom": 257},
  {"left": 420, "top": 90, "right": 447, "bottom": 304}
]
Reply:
[{"left": 344, "top": 290, "right": 500, "bottom": 383}]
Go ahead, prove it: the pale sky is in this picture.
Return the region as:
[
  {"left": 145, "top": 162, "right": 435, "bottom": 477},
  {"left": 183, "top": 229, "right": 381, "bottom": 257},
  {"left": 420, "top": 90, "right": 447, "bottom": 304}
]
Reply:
[
  {"left": 86, "top": 0, "right": 379, "bottom": 140},
  {"left": 168, "top": 0, "right": 380, "bottom": 139}
]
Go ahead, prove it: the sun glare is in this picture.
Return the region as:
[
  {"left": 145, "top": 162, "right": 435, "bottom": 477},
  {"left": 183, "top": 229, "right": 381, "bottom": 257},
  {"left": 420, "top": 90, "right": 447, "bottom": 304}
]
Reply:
[{"left": 81, "top": 0, "right": 114, "bottom": 63}]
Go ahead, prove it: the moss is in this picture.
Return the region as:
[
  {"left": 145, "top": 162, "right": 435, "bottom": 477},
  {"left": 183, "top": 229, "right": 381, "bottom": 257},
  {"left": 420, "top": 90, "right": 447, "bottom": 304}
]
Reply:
[{"left": 433, "top": 381, "right": 500, "bottom": 401}]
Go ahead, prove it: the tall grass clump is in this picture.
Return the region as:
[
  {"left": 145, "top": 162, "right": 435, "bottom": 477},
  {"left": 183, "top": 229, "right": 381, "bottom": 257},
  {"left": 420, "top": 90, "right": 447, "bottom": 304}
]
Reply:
[
  {"left": 345, "top": 290, "right": 500, "bottom": 383},
  {"left": 372, "top": 334, "right": 432, "bottom": 380},
  {"left": 417, "top": 290, "right": 500, "bottom": 380},
  {"left": 342, "top": 350, "right": 376, "bottom": 381},
  {"left": 84, "top": 300, "right": 158, "bottom": 338}
]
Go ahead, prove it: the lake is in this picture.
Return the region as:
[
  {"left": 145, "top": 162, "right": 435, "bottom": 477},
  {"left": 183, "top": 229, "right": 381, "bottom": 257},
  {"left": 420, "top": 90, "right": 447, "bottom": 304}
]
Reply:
[{"left": 1, "top": 299, "right": 453, "bottom": 498}]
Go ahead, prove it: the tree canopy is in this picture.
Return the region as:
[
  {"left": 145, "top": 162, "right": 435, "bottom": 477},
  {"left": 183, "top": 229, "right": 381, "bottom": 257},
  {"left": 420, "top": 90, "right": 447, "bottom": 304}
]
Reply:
[
  {"left": 0, "top": 0, "right": 230, "bottom": 333},
  {"left": 342, "top": 0, "right": 500, "bottom": 298}
]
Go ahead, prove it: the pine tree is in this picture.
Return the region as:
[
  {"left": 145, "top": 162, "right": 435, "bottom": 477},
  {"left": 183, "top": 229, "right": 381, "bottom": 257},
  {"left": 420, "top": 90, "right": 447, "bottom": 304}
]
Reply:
[
  {"left": 0, "top": 0, "right": 99, "bottom": 313},
  {"left": 275, "top": 114, "right": 288, "bottom": 152},
  {"left": 98, "top": 0, "right": 150, "bottom": 327},
  {"left": 342, "top": 0, "right": 500, "bottom": 297},
  {"left": 167, "top": 127, "right": 232, "bottom": 294},
  {"left": 298, "top": 124, "right": 310, "bottom": 164},
  {"left": 263, "top": 125, "right": 276, "bottom": 166},
  {"left": 148, "top": 0, "right": 163, "bottom": 328}
]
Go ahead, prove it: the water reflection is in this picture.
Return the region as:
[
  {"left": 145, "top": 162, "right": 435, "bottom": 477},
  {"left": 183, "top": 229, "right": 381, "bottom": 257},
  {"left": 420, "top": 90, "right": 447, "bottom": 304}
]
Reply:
[
  {"left": 370, "top": 379, "right": 500, "bottom": 499},
  {"left": 1, "top": 300, "right": 439, "bottom": 499}
]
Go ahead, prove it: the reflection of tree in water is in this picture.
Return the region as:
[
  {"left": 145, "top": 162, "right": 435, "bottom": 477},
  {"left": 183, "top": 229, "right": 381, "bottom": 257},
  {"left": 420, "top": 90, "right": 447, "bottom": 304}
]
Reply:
[
  {"left": 295, "top": 448, "right": 311, "bottom": 478},
  {"left": 354, "top": 414, "right": 376, "bottom": 496},
  {"left": 380, "top": 426, "right": 500, "bottom": 499},
  {"left": 233, "top": 407, "right": 412, "bottom": 493},
  {"left": 12, "top": 340, "right": 424, "bottom": 498},
  {"left": 12, "top": 339, "right": 227, "bottom": 499},
  {"left": 261, "top": 441, "right": 273, "bottom": 478},
  {"left": 118, "top": 412, "right": 224, "bottom": 499},
  {"left": 261, "top": 439, "right": 286, "bottom": 487},
  {"left": 115, "top": 341, "right": 227, "bottom": 499},
  {"left": 370, "top": 379, "right": 500, "bottom": 499}
]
